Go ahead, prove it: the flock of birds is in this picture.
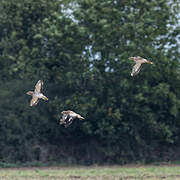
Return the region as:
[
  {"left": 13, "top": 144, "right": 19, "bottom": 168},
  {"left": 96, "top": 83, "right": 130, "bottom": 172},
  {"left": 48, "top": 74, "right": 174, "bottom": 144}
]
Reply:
[{"left": 26, "top": 56, "right": 153, "bottom": 127}]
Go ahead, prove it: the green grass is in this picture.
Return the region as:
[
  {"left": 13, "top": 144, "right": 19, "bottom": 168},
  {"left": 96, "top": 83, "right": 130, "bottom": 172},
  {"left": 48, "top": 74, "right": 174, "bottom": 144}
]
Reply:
[{"left": 0, "top": 165, "right": 180, "bottom": 179}]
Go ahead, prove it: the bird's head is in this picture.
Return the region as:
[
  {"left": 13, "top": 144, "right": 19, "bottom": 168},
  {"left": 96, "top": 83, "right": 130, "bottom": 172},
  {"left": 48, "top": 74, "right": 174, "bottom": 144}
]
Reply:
[
  {"left": 146, "top": 60, "right": 153, "bottom": 64},
  {"left": 77, "top": 114, "right": 84, "bottom": 120},
  {"left": 42, "top": 95, "right": 48, "bottom": 101}
]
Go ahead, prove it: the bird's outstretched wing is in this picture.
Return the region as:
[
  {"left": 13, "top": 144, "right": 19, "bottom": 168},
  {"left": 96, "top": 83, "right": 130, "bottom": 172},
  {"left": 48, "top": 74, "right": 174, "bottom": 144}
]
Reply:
[
  {"left": 64, "top": 117, "right": 73, "bottom": 128},
  {"left": 60, "top": 114, "right": 68, "bottom": 124},
  {"left": 131, "top": 62, "right": 142, "bottom": 76},
  {"left": 30, "top": 96, "right": 39, "bottom": 106},
  {"left": 35, "top": 80, "right": 43, "bottom": 93}
]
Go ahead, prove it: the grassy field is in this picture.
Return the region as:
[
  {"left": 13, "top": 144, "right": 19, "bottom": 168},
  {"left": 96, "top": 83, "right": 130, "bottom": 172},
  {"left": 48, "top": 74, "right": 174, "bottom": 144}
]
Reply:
[{"left": 0, "top": 165, "right": 180, "bottom": 180}]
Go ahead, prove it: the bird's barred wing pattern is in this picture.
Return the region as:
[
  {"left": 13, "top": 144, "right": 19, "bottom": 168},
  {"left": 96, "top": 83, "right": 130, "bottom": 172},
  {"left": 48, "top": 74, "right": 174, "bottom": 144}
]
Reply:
[
  {"left": 30, "top": 96, "right": 39, "bottom": 106},
  {"left": 60, "top": 114, "right": 69, "bottom": 124},
  {"left": 35, "top": 80, "right": 43, "bottom": 93},
  {"left": 131, "top": 62, "right": 142, "bottom": 76},
  {"left": 60, "top": 112, "right": 76, "bottom": 127},
  {"left": 64, "top": 117, "right": 74, "bottom": 128}
]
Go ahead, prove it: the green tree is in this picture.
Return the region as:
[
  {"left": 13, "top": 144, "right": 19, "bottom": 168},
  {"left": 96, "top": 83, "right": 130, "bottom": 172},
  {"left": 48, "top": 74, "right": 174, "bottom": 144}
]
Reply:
[
  {"left": 70, "top": 0, "right": 180, "bottom": 162},
  {"left": 0, "top": 0, "right": 179, "bottom": 164},
  {"left": 0, "top": 0, "right": 89, "bottom": 163}
]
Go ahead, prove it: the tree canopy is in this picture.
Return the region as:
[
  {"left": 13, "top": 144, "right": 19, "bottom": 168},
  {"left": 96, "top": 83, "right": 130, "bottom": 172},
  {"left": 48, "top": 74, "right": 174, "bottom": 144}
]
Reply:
[{"left": 0, "top": 0, "right": 179, "bottom": 164}]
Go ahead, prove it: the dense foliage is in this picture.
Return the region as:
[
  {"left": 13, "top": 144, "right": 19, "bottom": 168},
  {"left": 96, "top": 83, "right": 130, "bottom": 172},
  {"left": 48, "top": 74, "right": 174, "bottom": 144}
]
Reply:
[{"left": 0, "top": 0, "right": 179, "bottom": 164}]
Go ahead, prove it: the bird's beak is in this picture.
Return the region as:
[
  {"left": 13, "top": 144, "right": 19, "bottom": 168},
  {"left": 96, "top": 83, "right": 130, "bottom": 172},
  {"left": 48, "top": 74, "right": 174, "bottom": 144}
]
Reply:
[
  {"left": 80, "top": 116, "right": 84, "bottom": 120},
  {"left": 147, "top": 61, "right": 153, "bottom": 64},
  {"left": 42, "top": 96, "right": 48, "bottom": 101}
]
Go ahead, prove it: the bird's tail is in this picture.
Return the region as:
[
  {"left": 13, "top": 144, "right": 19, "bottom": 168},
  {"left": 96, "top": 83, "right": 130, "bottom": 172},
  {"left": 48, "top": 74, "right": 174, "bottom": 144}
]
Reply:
[{"left": 26, "top": 91, "right": 34, "bottom": 96}]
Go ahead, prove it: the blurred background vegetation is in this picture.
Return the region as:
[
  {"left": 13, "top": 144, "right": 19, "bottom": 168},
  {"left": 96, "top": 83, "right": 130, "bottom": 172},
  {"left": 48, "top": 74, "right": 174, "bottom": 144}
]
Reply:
[{"left": 0, "top": 0, "right": 179, "bottom": 165}]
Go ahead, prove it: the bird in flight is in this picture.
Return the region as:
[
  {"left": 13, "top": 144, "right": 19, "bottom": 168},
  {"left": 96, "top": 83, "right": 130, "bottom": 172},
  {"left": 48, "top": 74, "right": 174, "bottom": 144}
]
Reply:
[
  {"left": 60, "top": 110, "right": 84, "bottom": 128},
  {"left": 26, "top": 80, "right": 48, "bottom": 106},
  {"left": 129, "top": 56, "right": 153, "bottom": 76}
]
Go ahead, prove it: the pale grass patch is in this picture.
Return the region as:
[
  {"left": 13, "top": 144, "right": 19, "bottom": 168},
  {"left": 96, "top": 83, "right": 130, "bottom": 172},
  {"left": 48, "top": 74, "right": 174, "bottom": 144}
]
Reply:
[{"left": 0, "top": 165, "right": 180, "bottom": 179}]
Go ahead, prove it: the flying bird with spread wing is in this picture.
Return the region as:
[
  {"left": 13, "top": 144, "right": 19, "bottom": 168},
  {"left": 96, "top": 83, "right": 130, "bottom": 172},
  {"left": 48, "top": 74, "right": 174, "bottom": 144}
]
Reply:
[
  {"left": 26, "top": 80, "right": 48, "bottom": 106},
  {"left": 60, "top": 110, "right": 84, "bottom": 128},
  {"left": 129, "top": 56, "right": 153, "bottom": 76}
]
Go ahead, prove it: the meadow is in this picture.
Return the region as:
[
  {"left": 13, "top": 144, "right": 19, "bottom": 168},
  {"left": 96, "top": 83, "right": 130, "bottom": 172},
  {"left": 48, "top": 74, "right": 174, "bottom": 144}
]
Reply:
[{"left": 0, "top": 164, "right": 180, "bottom": 180}]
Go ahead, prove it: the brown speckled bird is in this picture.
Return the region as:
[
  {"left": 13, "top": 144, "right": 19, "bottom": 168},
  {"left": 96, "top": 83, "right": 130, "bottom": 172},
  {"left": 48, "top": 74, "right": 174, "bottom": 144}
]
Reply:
[
  {"left": 60, "top": 110, "right": 84, "bottom": 128},
  {"left": 129, "top": 56, "right": 153, "bottom": 76},
  {"left": 26, "top": 80, "right": 48, "bottom": 106}
]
